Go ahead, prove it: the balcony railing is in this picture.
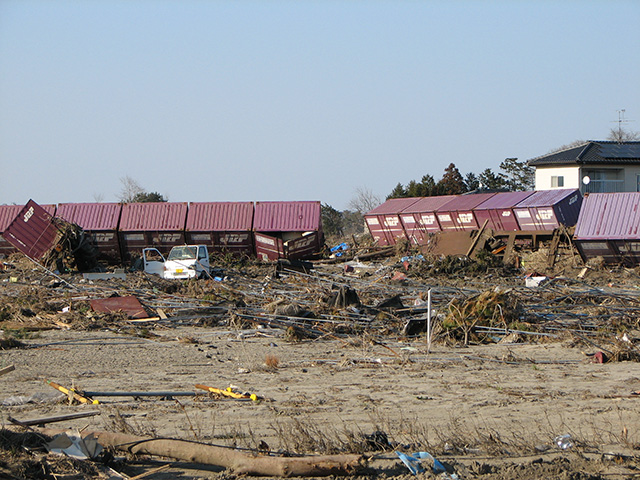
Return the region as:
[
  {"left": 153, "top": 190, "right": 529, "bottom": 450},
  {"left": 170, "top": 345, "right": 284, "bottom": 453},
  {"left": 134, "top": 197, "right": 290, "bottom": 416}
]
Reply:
[{"left": 581, "top": 179, "right": 625, "bottom": 194}]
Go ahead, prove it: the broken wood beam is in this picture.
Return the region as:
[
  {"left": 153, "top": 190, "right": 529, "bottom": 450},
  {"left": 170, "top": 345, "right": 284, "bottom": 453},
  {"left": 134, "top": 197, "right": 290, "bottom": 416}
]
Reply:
[
  {"left": 0, "top": 365, "right": 15, "bottom": 376},
  {"left": 466, "top": 220, "right": 490, "bottom": 258},
  {"left": 546, "top": 229, "right": 562, "bottom": 269},
  {"left": 38, "top": 428, "right": 366, "bottom": 477}
]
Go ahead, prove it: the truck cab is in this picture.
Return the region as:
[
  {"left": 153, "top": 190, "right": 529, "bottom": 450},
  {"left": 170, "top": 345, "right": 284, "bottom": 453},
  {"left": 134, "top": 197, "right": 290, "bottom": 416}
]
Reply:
[{"left": 143, "top": 245, "right": 211, "bottom": 279}]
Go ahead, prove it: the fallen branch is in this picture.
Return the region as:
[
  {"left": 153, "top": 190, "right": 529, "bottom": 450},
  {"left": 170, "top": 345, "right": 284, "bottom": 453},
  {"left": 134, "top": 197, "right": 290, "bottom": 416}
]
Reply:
[{"left": 39, "top": 428, "right": 366, "bottom": 477}]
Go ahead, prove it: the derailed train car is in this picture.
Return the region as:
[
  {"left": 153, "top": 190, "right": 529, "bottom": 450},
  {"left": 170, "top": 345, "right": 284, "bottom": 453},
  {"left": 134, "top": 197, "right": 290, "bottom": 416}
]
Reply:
[
  {"left": 513, "top": 189, "right": 582, "bottom": 231},
  {"left": 399, "top": 195, "right": 456, "bottom": 245},
  {"left": 186, "top": 202, "right": 254, "bottom": 256},
  {"left": 364, "top": 189, "right": 584, "bottom": 253},
  {"left": 253, "top": 201, "right": 323, "bottom": 261},
  {"left": 0, "top": 204, "right": 56, "bottom": 258},
  {"left": 118, "top": 202, "right": 188, "bottom": 261},
  {"left": 574, "top": 192, "right": 640, "bottom": 265},
  {"left": 56, "top": 203, "right": 122, "bottom": 263},
  {"left": 364, "top": 198, "right": 421, "bottom": 246}
]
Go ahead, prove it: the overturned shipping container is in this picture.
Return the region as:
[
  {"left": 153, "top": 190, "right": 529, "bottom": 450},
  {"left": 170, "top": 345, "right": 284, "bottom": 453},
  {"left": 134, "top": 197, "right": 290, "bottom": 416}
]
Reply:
[
  {"left": 2, "top": 200, "right": 59, "bottom": 260},
  {"left": 186, "top": 202, "right": 254, "bottom": 256},
  {"left": 0, "top": 203, "right": 56, "bottom": 258},
  {"left": 513, "top": 189, "right": 582, "bottom": 231},
  {"left": 118, "top": 202, "right": 188, "bottom": 261},
  {"left": 473, "top": 191, "right": 535, "bottom": 232},
  {"left": 253, "top": 201, "right": 323, "bottom": 261},
  {"left": 436, "top": 193, "right": 496, "bottom": 232},
  {"left": 56, "top": 203, "right": 123, "bottom": 263},
  {"left": 364, "top": 198, "right": 421, "bottom": 246},
  {"left": 398, "top": 196, "right": 456, "bottom": 245},
  {"left": 574, "top": 192, "right": 640, "bottom": 265}
]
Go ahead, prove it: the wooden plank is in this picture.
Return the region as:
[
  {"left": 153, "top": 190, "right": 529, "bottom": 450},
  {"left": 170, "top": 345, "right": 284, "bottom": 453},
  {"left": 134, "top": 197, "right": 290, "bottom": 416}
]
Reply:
[
  {"left": 547, "top": 229, "right": 561, "bottom": 269},
  {"left": 466, "top": 219, "right": 490, "bottom": 257},
  {"left": 503, "top": 233, "right": 517, "bottom": 260},
  {"left": 0, "top": 365, "right": 15, "bottom": 376}
]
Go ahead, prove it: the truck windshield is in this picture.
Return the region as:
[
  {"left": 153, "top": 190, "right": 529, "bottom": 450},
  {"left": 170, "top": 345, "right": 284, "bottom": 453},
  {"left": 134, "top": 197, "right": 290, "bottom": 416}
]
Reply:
[{"left": 168, "top": 246, "right": 198, "bottom": 261}]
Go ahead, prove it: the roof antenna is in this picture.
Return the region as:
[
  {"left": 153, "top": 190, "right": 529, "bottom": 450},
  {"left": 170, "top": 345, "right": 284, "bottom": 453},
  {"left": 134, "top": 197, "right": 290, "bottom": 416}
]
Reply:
[{"left": 613, "top": 109, "right": 632, "bottom": 143}]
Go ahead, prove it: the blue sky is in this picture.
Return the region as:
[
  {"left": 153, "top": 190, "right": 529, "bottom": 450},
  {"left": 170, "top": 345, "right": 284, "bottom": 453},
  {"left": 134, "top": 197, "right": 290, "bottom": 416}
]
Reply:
[{"left": 1, "top": 0, "right": 639, "bottom": 209}]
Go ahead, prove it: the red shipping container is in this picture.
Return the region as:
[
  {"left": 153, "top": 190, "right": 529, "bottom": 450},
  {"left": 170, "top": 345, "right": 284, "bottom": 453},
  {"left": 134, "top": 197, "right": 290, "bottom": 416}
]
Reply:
[
  {"left": 513, "top": 189, "right": 582, "bottom": 231},
  {"left": 56, "top": 203, "right": 123, "bottom": 263},
  {"left": 186, "top": 202, "right": 254, "bottom": 256},
  {"left": 254, "top": 201, "right": 323, "bottom": 260},
  {"left": 118, "top": 202, "right": 188, "bottom": 261},
  {"left": 364, "top": 198, "right": 421, "bottom": 246},
  {"left": 1, "top": 204, "right": 56, "bottom": 257},
  {"left": 2, "top": 200, "right": 59, "bottom": 260},
  {"left": 574, "top": 192, "right": 640, "bottom": 265},
  {"left": 398, "top": 196, "right": 456, "bottom": 245},
  {"left": 436, "top": 193, "right": 496, "bottom": 231},
  {"left": 473, "top": 191, "right": 535, "bottom": 232}
]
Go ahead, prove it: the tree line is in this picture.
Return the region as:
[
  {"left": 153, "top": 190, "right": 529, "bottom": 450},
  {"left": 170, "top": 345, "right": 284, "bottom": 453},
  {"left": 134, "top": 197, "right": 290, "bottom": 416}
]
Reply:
[
  {"left": 387, "top": 158, "right": 534, "bottom": 199},
  {"left": 322, "top": 158, "right": 534, "bottom": 240}
]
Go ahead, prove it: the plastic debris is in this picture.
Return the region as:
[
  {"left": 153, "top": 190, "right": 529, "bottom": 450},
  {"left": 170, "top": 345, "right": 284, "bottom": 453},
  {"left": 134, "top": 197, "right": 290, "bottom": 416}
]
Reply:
[
  {"left": 330, "top": 242, "right": 349, "bottom": 257},
  {"left": 395, "top": 451, "right": 447, "bottom": 475},
  {"left": 46, "top": 429, "right": 103, "bottom": 459},
  {"left": 2, "top": 391, "right": 65, "bottom": 406},
  {"left": 525, "top": 275, "right": 548, "bottom": 288},
  {"left": 555, "top": 434, "right": 574, "bottom": 450}
]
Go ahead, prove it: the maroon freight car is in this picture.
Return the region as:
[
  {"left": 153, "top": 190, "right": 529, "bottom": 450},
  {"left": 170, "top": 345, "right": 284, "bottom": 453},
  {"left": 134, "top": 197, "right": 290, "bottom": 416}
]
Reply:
[
  {"left": 513, "top": 189, "right": 582, "bottom": 231},
  {"left": 253, "top": 201, "right": 323, "bottom": 261},
  {"left": 186, "top": 202, "right": 254, "bottom": 256},
  {"left": 473, "top": 191, "right": 535, "bottom": 232},
  {"left": 574, "top": 192, "right": 640, "bottom": 265},
  {"left": 364, "top": 198, "right": 421, "bottom": 246},
  {"left": 56, "top": 203, "right": 123, "bottom": 263},
  {"left": 0, "top": 203, "right": 56, "bottom": 258},
  {"left": 398, "top": 195, "right": 456, "bottom": 245},
  {"left": 436, "top": 193, "right": 496, "bottom": 232},
  {"left": 118, "top": 202, "right": 188, "bottom": 261}
]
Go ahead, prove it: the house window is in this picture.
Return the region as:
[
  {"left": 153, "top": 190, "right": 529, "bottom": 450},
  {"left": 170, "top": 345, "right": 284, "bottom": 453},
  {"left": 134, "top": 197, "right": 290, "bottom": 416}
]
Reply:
[
  {"left": 582, "top": 169, "right": 623, "bottom": 193},
  {"left": 551, "top": 176, "right": 564, "bottom": 188}
]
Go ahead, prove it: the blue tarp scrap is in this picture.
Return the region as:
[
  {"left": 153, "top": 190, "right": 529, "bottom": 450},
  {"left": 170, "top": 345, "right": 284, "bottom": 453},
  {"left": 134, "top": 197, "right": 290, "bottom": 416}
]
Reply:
[
  {"left": 395, "top": 451, "right": 458, "bottom": 478},
  {"left": 400, "top": 255, "right": 424, "bottom": 263},
  {"left": 330, "top": 242, "right": 349, "bottom": 257}
]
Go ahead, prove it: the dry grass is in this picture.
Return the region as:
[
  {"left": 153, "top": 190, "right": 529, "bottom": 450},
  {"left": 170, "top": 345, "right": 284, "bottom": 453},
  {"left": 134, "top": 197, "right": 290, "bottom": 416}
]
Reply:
[{"left": 264, "top": 354, "right": 280, "bottom": 370}]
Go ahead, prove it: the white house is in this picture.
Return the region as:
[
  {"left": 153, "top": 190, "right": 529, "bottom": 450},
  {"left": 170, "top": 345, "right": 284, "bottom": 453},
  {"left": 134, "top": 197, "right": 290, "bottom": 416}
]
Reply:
[{"left": 529, "top": 141, "right": 640, "bottom": 194}]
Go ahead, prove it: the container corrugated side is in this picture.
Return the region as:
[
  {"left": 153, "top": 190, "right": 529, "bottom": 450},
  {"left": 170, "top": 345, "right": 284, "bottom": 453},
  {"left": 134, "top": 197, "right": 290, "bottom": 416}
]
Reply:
[
  {"left": 514, "top": 189, "right": 582, "bottom": 231},
  {"left": 3, "top": 200, "right": 59, "bottom": 259},
  {"left": 574, "top": 193, "right": 640, "bottom": 240},
  {"left": 253, "top": 201, "right": 321, "bottom": 232},
  {"left": 399, "top": 195, "right": 457, "bottom": 244},
  {"left": 119, "top": 202, "right": 188, "bottom": 231},
  {"left": 56, "top": 203, "right": 122, "bottom": 230},
  {"left": 186, "top": 202, "right": 254, "bottom": 231},
  {"left": 56, "top": 203, "right": 123, "bottom": 263},
  {"left": 473, "top": 191, "right": 535, "bottom": 231},
  {"left": 436, "top": 193, "right": 496, "bottom": 231}
]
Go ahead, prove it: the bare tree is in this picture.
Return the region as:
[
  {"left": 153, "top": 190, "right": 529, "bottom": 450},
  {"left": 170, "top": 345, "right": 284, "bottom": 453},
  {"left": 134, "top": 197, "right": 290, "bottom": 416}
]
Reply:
[
  {"left": 547, "top": 140, "right": 587, "bottom": 154},
  {"left": 347, "top": 187, "right": 382, "bottom": 214},
  {"left": 92, "top": 192, "right": 105, "bottom": 203},
  {"left": 119, "top": 176, "right": 145, "bottom": 203},
  {"left": 608, "top": 128, "right": 640, "bottom": 142}
]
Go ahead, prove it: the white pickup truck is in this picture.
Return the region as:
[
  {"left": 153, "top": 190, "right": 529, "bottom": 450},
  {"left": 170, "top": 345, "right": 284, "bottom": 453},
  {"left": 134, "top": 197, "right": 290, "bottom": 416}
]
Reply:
[{"left": 143, "top": 245, "right": 211, "bottom": 279}]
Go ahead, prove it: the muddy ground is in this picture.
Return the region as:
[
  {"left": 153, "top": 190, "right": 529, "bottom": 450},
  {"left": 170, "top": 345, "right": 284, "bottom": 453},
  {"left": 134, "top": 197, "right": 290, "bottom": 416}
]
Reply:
[{"left": 2, "top": 249, "right": 640, "bottom": 479}]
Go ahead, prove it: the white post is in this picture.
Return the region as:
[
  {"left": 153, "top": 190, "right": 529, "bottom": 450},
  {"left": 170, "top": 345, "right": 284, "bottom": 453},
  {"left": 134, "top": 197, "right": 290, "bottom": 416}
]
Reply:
[{"left": 427, "top": 288, "right": 432, "bottom": 353}]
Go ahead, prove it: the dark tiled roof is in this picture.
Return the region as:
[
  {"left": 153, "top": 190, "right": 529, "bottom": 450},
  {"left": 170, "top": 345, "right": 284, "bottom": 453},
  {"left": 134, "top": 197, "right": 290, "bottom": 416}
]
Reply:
[{"left": 528, "top": 141, "right": 640, "bottom": 166}]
